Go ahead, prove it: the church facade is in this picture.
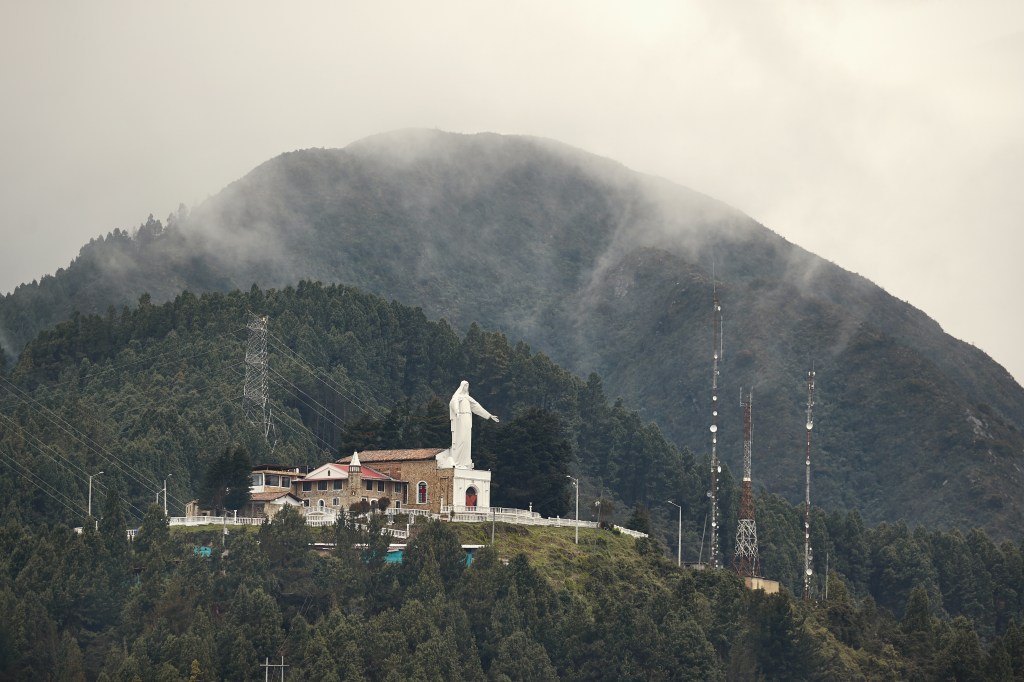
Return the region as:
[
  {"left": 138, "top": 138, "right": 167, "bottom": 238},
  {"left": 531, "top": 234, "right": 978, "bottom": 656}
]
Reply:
[{"left": 336, "top": 448, "right": 491, "bottom": 514}]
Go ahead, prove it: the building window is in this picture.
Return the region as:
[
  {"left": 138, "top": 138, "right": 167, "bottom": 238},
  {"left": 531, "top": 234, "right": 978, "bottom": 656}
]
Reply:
[
  {"left": 302, "top": 499, "right": 310, "bottom": 507},
  {"left": 302, "top": 482, "right": 311, "bottom": 492},
  {"left": 333, "top": 480, "right": 343, "bottom": 490},
  {"left": 282, "top": 476, "right": 291, "bottom": 487},
  {"left": 251, "top": 473, "right": 263, "bottom": 487},
  {"left": 417, "top": 481, "right": 427, "bottom": 505},
  {"left": 266, "top": 474, "right": 280, "bottom": 487},
  {"left": 317, "top": 481, "right": 328, "bottom": 491},
  {"left": 394, "top": 500, "right": 401, "bottom": 510},
  {"left": 365, "top": 480, "right": 373, "bottom": 491},
  {"left": 466, "top": 486, "right": 478, "bottom": 508},
  {"left": 377, "top": 480, "right": 385, "bottom": 492},
  {"left": 318, "top": 499, "right": 325, "bottom": 510},
  {"left": 332, "top": 497, "right": 340, "bottom": 506}
]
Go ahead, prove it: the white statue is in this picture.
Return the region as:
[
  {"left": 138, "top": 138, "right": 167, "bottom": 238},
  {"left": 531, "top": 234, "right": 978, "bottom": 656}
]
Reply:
[{"left": 448, "top": 380, "right": 499, "bottom": 468}]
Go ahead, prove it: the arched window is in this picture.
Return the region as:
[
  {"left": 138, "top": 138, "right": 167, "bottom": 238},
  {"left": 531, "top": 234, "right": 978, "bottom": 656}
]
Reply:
[
  {"left": 417, "top": 481, "right": 428, "bottom": 505},
  {"left": 465, "top": 486, "right": 478, "bottom": 509},
  {"left": 318, "top": 499, "right": 325, "bottom": 510}
]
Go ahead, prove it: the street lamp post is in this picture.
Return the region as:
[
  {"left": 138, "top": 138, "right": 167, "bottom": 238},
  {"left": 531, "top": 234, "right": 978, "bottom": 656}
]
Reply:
[
  {"left": 88, "top": 471, "right": 104, "bottom": 526},
  {"left": 667, "top": 500, "right": 682, "bottom": 567},
  {"left": 163, "top": 474, "right": 173, "bottom": 516},
  {"left": 566, "top": 476, "right": 579, "bottom": 544}
]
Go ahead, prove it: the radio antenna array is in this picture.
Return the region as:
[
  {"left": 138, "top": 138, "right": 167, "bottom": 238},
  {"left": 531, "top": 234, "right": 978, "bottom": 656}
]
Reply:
[
  {"left": 707, "top": 290, "right": 723, "bottom": 568},
  {"left": 803, "top": 368, "right": 816, "bottom": 599}
]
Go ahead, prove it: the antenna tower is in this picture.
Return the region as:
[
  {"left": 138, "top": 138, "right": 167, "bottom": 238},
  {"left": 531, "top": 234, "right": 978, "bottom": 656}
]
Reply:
[
  {"left": 244, "top": 314, "right": 272, "bottom": 439},
  {"left": 803, "top": 369, "right": 816, "bottom": 600},
  {"left": 734, "top": 389, "right": 760, "bottom": 577},
  {"left": 707, "top": 290, "right": 723, "bottom": 568}
]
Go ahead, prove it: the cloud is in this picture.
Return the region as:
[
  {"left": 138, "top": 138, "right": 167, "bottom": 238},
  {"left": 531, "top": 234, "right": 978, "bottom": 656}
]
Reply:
[{"left": 0, "top": 0, "right": 1022, "bottom": 379}]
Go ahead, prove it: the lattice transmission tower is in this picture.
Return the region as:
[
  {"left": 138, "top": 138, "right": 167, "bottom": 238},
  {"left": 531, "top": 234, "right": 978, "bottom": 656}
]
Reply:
[
  {"left": 244, "top": 314, "right": 273, "bottom": 440},
  {"left": 734, "top": 389, "right": 760, "bottom": 577},
  {"left": 707, "top": 290, "right": 723, "bottom": 568},
  {"left": 803, "top": 368, "right": 816, "bottom": 600}
]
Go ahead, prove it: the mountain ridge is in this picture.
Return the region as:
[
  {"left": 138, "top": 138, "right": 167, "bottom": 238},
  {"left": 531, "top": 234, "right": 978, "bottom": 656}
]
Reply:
[{"left": 1, "top": 129, "right": 1021, "bottom": 536}]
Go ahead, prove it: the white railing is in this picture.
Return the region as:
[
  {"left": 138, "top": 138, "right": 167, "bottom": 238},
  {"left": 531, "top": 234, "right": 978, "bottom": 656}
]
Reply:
[
  {"left": 442, "top": 506, "right": 647, "bottom": 537},
  {"left": 166, "top": 508, "right": 646, "bottom": 538},
  {"left": 442, "top": 505, "right": 542, "bottom": 519},
  {"left": 169, "top": 515, "right": 266, "bottom": 527},
  {"left": 386, "top": 507, "right": 436, "bottom": 519}
]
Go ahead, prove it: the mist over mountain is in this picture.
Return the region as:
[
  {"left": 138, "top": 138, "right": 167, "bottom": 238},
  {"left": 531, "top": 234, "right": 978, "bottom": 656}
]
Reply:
[{"left": 1, "top": 129, "right": 1021, "bottom": 536}]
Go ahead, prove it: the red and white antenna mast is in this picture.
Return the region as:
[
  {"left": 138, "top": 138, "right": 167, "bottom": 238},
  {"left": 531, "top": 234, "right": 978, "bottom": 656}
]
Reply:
[
  {"left": 803, "top": 368, "right": 816, "bottom": 600},
  {"left": 707, "top": 287, "right": 723, "bottom": 568},
  {"left": 734, "top": 389, "right": 760, "bottom": 577}
]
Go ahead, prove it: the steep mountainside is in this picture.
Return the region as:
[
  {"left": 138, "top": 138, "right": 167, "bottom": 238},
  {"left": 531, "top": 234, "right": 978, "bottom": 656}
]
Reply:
[{"left": 1, "top": 130, "right": 1021, "bottom": 536}]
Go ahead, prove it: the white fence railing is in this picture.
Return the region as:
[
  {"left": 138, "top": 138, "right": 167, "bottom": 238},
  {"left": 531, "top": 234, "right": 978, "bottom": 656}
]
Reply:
[
  {"left": 166, "top": 507, "right": 647, "bottom": 539},
  {"left": 169, "top": 515, "right": 266, "bottom": 527}
]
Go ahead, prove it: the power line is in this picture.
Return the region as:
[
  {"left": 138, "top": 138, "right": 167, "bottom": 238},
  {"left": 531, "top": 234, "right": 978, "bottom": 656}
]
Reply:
[
  {"left": 0, "top": 331, "right": 245, "bottom": 412},
  {"left": 0, "top": 446, "right": 83, "bottom": 516},
  {"left": 0, "top": 412, "right": 148, "bottom": 520},
  {"left": 224, "top": 365, "right": 340, "bottom": 456},
  {"left": 264, "top": 333, "right": 388, "bottom": 420},
  {"left": 0, "top": 375, "right": 169, "bottom": 510}
]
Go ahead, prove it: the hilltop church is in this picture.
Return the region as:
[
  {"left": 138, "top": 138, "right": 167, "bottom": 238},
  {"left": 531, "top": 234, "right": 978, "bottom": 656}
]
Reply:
[{"left": 238, "top": 381, "right": 497, "bottom": 517}]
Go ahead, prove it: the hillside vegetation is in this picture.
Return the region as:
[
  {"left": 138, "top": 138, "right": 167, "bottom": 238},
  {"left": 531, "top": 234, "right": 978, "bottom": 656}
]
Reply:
[
  {"left": 0, "top": 283, "right": 699, "bottom": 533},
  {"left": 0, "top": 506, "right": 1021, "bottom": 681},
  {"left": 0, "top": 130, "right": 1021, "bottom": 536}
]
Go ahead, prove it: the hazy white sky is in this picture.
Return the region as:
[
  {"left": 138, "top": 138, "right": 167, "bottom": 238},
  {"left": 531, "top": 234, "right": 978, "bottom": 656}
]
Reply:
[{"left": 1, "top": 1, "right": 1022, "bottom": 382}]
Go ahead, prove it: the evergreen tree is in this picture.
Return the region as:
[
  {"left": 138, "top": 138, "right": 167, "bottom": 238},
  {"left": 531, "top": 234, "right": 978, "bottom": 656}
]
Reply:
[{"left": 199, "top": 445, "right": 251, "bottom": 512}]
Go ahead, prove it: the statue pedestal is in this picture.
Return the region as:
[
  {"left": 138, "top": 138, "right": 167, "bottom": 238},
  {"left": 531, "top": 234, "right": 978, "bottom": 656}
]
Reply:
[
  {"left": 435, "top": 461, "right": 491, "bottom": 511},
  {"left": 452, "top": 468, "right": 491, "bottom": 510}
]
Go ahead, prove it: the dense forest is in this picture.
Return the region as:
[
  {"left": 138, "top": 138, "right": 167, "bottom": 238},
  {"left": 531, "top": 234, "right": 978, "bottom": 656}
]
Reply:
[
  {"left": 0, "top": 504, "right": 1021, "bottom": 681},
  {"left": 1, "top": 283, "right": 1024, "bottom": 678},
  {"left": 0, "top": 282, "right": 699, "bottom": 532}
]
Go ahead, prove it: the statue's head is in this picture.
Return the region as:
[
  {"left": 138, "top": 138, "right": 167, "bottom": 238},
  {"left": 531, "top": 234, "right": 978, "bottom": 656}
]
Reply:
[{"left": 459, "top": 380, "right": 469, "bottom": 393}]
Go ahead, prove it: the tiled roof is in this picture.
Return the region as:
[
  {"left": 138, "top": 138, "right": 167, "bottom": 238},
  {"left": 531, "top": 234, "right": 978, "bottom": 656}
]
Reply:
[
  {"left": 360, "top": 466, "right": 403, "bottom": 482},
  {"left": 338, "top": 448, "right": 445, "bottom": 463},
  {"left": 250, "top": 491, "right": 297, "bottom": 502}
]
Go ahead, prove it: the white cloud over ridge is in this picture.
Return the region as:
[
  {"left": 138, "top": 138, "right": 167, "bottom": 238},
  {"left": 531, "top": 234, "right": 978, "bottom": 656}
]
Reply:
[{"left": 0, "top": 0, "right": 1022, "bottom": 381}]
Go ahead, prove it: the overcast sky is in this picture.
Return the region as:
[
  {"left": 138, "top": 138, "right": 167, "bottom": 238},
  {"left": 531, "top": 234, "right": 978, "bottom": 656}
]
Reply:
[{"left": 2, "top": 1, "right": 1022, "bottom": 383}]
